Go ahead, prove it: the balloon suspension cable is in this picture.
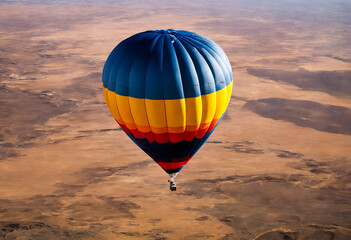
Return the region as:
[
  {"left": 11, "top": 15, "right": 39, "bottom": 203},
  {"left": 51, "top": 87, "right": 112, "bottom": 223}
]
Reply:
[{"left": 168, "top": 173, "right": 178, "bottom": 191}]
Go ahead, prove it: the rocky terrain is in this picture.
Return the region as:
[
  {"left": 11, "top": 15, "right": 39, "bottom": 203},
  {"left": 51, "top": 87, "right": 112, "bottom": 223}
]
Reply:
[{"left": 0, "top": 0, "right": 350, "bottom": 239}]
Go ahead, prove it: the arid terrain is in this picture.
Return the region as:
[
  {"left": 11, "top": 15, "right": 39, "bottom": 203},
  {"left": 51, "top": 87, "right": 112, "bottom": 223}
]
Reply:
[{"left": 0, "top": 0, "right": 350, "bottom": 239}]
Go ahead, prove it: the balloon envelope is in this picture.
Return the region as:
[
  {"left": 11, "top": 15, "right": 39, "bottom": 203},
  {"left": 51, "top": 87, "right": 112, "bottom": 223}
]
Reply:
[{"left": 102, "top": 29, "right": 232, "bottom": 174}]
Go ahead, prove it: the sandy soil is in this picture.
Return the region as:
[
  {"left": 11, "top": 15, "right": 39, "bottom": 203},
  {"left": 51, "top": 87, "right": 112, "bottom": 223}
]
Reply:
[{"left": 0, "top": 0, "right": 350, "bottom": 239}]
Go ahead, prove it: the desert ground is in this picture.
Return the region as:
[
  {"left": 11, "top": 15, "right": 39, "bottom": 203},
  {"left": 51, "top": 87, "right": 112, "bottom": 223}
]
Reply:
[{"left": 0, "top": 0, "right": 350, "bottom": 239}]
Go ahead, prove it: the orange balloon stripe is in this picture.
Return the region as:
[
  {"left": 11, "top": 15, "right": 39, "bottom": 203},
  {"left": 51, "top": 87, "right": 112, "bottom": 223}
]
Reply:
[
  {"left": 138, "top": 125, "right": 151, "bottom": 132},
  {"left": 115, "top": 119, "right": 131, "bottom": 134},
  {"left": 207, "top": 118, "right": 220, "bottom": 134},
  {"left": 168, "top": 126, "right": 186, "bottom": 133},
  {"left": 195, "top": 118, "right": 220, "bottom": 138},
  {"left": 116, "top": 119, "right": 210, "bottom": 134},
  {"left": 116, "top": 116, "right": 222, "bottom": 143},
  {"left": 185, "top": 125, "right": 200, "bottom": 131},
  {"left": 124, "top": 122, "right": 137, "bottom": 130},
  {"left": 117, "top": 121, "right": 186, "bottom": 143},
  {"left": 150, "top": 126, "right": 168, "bottom": 134}
]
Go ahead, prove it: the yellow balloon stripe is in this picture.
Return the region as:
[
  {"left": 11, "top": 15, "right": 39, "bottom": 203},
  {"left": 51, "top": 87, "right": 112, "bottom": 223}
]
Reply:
[
  {"left": 200, "top": 91, "right": 216, "bottom": 129},
  {"left": 213, "top": 82, "right": 228, "bottom": 119},
  {"left": 103, "top": 86, "right": 124, "bottom": 124},
  {"left": 116, "top": 94, "right": 137, "bottom": 129},
  {"left": 165, "top": 98, "right": 186, "bottom": 130},
  {"left": 226, "top": 81, "right": 233, "bottom": 107},
  {"left": 145, "top": 98, "right": 168, "bottom": 130},
  {"left": 102, "top": 82, "right": 232, "bottom": 134},
  {"left": 129, "top": 97, "right": 151, "bottom": 132},
  {"left": 185, "top": 96, "right": 202, "bottom": 126}
]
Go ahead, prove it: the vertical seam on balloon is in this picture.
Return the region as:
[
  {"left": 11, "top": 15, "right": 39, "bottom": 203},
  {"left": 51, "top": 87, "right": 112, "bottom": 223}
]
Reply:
[
  {"left": 177, "top": 35, "right": 206, "bottom": 140},
  {"left": 126, "top": 57, "right": 139, "bottom": 133},
  {"left": 161, "top": 35, "right": 170, "bottom": 144},
  {"left": 173, "top": 41, "right": 189, "bottom": 138},
  {"left": 177, "top": 37, "right": 202, "bottom": 139},
  {"left": 145, "top": 34, "right": 167, "bottom": 143},
  {"left": 169, "top": 34, "right": 186, "bottom": 142},
  {"left": 143, "top": 35, "right": 161, "bottom": 140},
  {"left": 149, "top": 34, "right": 161, "bottom": 54},
  {"left": 111, "top": 49, "right": 127, "bottom": 126}
]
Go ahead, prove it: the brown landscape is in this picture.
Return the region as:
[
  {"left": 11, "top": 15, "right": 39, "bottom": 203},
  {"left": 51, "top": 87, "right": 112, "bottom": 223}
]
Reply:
[{"left": 1, "top": 0, "right": 351, "bottom": 239}]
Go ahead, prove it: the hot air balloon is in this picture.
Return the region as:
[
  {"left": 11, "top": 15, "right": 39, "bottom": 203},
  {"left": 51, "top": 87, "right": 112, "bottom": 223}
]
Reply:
[{"left": 102, "top": 29, "right": 232, "bottom": 191}]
